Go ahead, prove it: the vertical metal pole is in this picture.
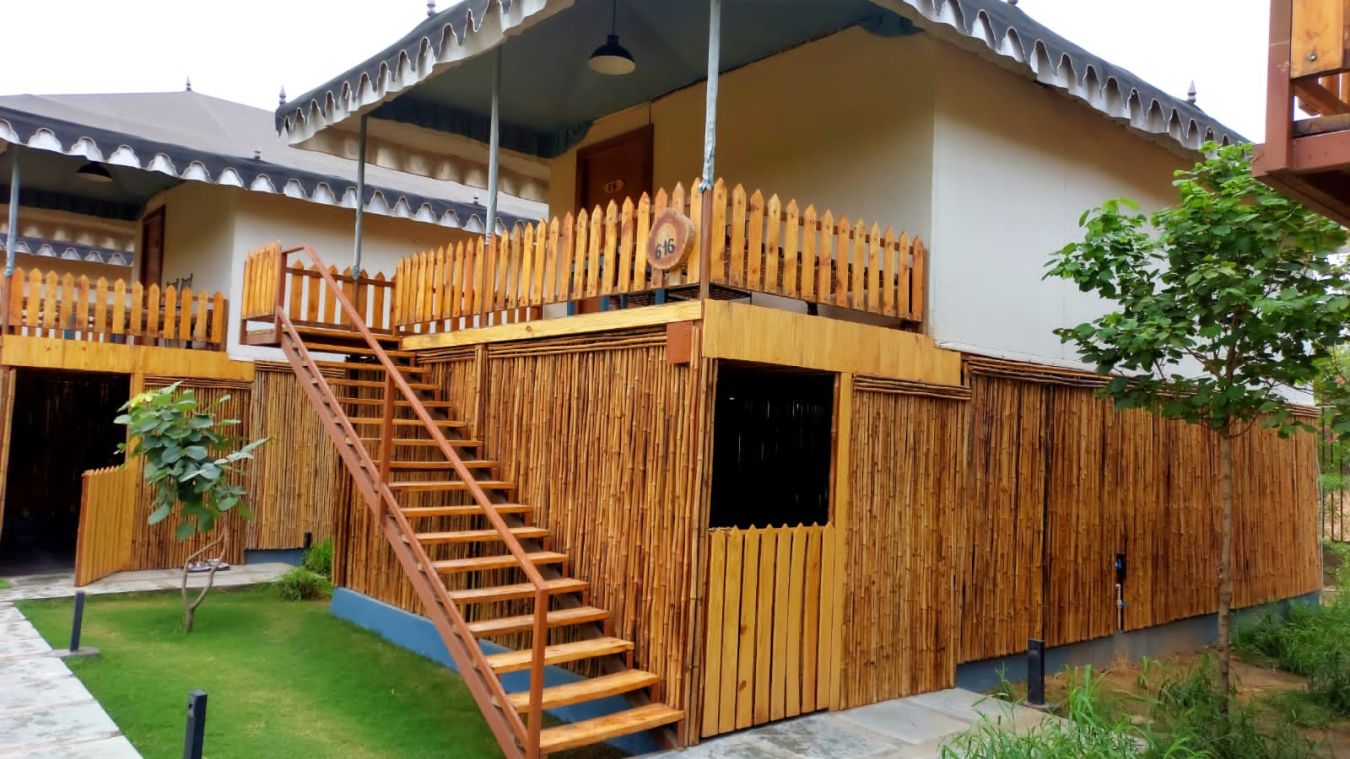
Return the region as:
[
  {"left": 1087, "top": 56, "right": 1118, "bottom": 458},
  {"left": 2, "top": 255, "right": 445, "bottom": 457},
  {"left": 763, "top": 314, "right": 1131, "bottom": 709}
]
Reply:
[
  {"left": 69, "top": 591, "right": 85, "bottom": 652},
  {"left": 697, "top": 0, "right": 721, "bottom": 301},
  {"left": 353, "top": 115, "right": 368, "bottom": 273},
  {"left": 183, "top": 690, "right": 207, "bottom": 759},
  {"left": 1027, "top": 639, "right": 1045, "bottom": 707},
  {"left": 4, "top": 148, "right": 18, "bottom": 277},
  {"left": 484, "top": 46, "right": 502, "bottom": 244}
]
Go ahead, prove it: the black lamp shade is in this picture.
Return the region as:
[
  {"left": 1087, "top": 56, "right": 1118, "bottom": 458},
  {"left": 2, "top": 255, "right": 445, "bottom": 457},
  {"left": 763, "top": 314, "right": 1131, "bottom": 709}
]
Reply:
[{"left": 589, "top": 34, "right": 635, "bottom": 75}]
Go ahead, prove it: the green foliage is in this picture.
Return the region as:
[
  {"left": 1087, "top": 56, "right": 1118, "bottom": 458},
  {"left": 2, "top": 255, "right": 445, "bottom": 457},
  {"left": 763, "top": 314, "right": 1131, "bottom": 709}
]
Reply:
[
  {"left": 0, "top": 578, "right": 10, "bottom": 590},
  {"left": 274, "top": 567, "right": 331, "bottom": 601},
  {"left": 303, "top": 536, "right": 334, "bottom": 579},
  {"left": 1045, "top": 142, "right": 1350, "bottom": 437},
  {"left": 1260, "top": 689, "right": 1338, "bottom": 729},
  {"left": 1235, "top": 594, "right": 1350, "bottom": 716},
  {"left": 115, "top": 382, "right": 266, "bottom": 539}
]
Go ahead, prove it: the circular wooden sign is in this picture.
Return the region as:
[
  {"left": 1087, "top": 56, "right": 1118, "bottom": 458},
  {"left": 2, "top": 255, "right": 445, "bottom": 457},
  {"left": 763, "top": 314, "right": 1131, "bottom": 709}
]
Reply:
[{"left": 646, "top": 209, "right": 696, "bottom": 271}]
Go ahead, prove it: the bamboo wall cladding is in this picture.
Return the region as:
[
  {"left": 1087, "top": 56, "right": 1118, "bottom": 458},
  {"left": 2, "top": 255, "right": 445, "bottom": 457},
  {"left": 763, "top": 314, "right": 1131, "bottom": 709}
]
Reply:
[
  {"left": 845, "top": 389, "right": 964, "bottom": 706},
  {"left": 700, "top": 526, "right": 833, "bottom": 738},
  {"left": 247, "top": 364, "right": 344, "bottom": 549},
  {"left": 5, "top": 266, "right": 228, "bottom": 350},
  {"left": 129, "top": 381, "right": 250, "bottom": 569},
  {"left": 75, "top": 466, "right": 136, "bottom": 586}
]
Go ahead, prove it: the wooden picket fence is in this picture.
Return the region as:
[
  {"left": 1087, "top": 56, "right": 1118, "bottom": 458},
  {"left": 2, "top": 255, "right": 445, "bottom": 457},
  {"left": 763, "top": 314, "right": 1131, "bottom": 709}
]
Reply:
[
  {"left": 4, "top": 267, "right": 228, "bottom": 350},
  {"left": 701, "top": 524, "right": 835, "bottom": 738},
  {"left": 74, "top": 465, "right": 136, "bottom": 586},
  {"left": 241, "top": 243, "right": 397, "bottom": 333},
  {"left": 390, "top": 179, "right": 925, "bottom": 333}
]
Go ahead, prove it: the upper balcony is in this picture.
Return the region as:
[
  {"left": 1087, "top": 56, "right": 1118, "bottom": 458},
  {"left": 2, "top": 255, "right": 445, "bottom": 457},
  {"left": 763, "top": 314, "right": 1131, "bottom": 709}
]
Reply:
[{"left": 1256, "top": 0, "right": 1350, "bottom": 225}]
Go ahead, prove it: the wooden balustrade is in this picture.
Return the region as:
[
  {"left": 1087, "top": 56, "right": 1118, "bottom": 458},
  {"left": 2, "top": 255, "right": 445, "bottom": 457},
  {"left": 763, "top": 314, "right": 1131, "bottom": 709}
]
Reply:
[
  {"left": 242, "top": 243, "right": 397, "bottom": 333},
  {"left": 4, "top": 267, "right": 228, "bottom": 350},
  {"left": 390, "top": 179, "right": 925, "bottom": 334}
]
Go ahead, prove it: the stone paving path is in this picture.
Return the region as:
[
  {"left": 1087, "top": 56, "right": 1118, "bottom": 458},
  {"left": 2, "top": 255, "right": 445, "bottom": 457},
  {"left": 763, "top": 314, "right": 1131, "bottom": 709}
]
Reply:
[
  {"left": 0, "top": 564, "right": 290, "bottom": 758},
  {"left": 0, "top": 601, "right": 139, "bottom": 758},
  {"left": 645, "top": 688, "right": 1055, "bottom": 759}
]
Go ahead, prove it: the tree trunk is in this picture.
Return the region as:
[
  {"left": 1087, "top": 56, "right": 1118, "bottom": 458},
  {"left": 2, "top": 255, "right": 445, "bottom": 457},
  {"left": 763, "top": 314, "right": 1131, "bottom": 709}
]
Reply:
[
  {"left": 1217, "top": 432, "right": 1235, "bottom": 715},
  {"left": 179, "top": 526, "right": 229, "bottom": 633}
]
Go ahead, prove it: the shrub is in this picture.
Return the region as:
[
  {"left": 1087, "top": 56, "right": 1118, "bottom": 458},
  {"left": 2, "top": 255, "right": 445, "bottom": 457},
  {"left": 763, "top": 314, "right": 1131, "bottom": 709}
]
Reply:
[
  {"left": 275, "top": 567, "right": 331, "bottom": 601},
  {"left": 1234, "top": 592, "right": 1350, "bottom": 717},
  {"left": 304, "top": 537, "right": 334, "bottom": 579}
]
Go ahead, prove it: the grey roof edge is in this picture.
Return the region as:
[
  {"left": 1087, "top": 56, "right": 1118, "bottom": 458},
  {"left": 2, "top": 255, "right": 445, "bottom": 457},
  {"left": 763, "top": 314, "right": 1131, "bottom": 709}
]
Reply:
[
  {"left": 278, "top": 0, "right": 559, "bottom": 146},
  {"left": 891, "top": 0, "right": 1244, "bottom": 150},
  {"left": 0, "top": 104, "right": 533, "bottom": 233},
  {"left": 278, "top": 0, "right": 1242, "bottom": 156}
]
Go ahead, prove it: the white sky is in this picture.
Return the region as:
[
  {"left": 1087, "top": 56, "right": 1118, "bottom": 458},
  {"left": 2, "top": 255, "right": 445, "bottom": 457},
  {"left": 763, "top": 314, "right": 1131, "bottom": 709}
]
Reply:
[{"left": 0, "top": 0, "right": 1270, "bottom": 140}]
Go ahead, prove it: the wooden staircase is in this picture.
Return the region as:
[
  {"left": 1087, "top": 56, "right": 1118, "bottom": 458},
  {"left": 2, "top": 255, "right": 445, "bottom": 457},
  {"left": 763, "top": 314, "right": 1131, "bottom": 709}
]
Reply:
[{"left": 244, "top": 245, "right": 682, "bottom": 758}]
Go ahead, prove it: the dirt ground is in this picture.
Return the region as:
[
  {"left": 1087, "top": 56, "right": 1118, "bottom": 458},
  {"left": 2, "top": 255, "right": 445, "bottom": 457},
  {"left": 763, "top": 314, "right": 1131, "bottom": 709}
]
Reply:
[{"left": 1036, "top": 651, "right": 1350, "bottom": 756}]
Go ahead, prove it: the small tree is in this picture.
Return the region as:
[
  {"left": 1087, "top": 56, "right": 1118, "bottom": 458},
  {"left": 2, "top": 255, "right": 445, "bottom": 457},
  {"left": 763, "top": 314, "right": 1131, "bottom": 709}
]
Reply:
[
  {"left": 116, "top": 382, "right": 266, "bottom": 631},
  {"left": 1046, "top": 142, "right": 1350, "bottom": 710}
]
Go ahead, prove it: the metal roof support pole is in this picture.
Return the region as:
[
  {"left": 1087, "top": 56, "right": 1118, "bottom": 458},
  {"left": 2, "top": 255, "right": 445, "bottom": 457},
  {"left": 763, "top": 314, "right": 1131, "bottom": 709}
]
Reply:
[
  {"left": 353, "top": 114, "right": 368, "bottom": 273},
  {"left": 484, "top": 46, "right": 503, "bottom": 245},
  {"left": 5, "top": 147, "right": 19, "bottom": 277},
  {"left": 697, "top": 0, "right": 721, "bottom": 301}
]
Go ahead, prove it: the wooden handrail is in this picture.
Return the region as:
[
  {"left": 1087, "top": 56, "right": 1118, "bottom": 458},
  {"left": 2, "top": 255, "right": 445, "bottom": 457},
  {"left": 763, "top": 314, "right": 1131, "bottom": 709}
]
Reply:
[{"left": 274, "top": 245, "right": 550, "bottom": 757}]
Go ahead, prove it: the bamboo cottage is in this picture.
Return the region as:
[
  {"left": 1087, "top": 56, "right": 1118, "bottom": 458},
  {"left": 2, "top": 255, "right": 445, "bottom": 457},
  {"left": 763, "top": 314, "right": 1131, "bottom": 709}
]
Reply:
[{"left": 0, "top": 1, "right": 1325, "bottom": 758}]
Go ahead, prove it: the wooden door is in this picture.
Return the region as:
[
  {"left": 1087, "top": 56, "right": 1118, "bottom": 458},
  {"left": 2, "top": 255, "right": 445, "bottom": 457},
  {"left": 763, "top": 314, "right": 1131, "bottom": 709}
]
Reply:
[
  {"left": 574, "top": 126, "right": 653, "bottom": 313},
  {"left": 74, "top": 466, "right": 136, "bottom": 586}
]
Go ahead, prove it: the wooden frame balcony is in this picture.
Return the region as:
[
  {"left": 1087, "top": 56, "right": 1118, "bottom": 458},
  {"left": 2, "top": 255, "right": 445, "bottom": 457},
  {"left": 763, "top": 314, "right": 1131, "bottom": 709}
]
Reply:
[{"left": 1256, "top": 0, "right": 1350, "bottom": 225}]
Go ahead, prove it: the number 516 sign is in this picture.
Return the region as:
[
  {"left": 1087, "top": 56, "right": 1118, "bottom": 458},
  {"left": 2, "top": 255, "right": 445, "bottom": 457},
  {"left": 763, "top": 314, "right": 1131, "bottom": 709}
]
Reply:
[{"left": 646, "top": 209, "right": 695, "bottom": 271}]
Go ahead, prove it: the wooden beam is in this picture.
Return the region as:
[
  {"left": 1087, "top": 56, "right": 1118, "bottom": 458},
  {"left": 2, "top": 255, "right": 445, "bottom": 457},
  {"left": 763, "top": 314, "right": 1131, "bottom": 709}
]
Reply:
[
  {"left": 1291, "top": 0, "right": 1349, "bottom": 78},
  {"left": 1292, "top": 128, "right": 1350, "bottom": 170},
  {"left": 1263, "top": 0, "right": 1296, "bottom": 174},
  {"left": 827, "top": 373, "right": 853, "bottom": 710},
  {"left": 401, "top": 301, "right": 704, "bottom": 351},
  {"left": 0, "top": 335, "right": 254, "bottom": 381},
  {"left": 700, "top": 301, "right": 963, "bottom": 387}
]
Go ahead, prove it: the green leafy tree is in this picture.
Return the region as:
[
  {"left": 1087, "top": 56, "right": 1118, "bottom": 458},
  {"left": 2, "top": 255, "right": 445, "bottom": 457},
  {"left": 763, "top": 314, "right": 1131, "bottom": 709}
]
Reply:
[
  {"left": 1046, "top": 142, "right": 1350, "bottom": 711},
  {"left": 116, "top": 382, "right": 266, "bottom": 631}
]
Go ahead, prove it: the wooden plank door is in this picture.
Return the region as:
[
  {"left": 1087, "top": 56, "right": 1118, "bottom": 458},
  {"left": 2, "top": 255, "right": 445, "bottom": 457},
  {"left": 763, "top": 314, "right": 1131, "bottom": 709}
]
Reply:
[
  {"left": 74, "top": 466, "right": 137, "bottom": 586},
  {"left": 574, "top": 125, "right": 653, "bottom": 313}
]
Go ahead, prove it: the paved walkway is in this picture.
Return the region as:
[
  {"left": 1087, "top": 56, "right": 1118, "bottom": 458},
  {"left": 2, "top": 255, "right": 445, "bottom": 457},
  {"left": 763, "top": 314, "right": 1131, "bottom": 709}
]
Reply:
[
  {"left": 645, "top": 688, "right": 1054, "bottom": 759},
  {"left": 0, "top": 601, "right": 139, "bottom": 758},
  {"left": 0, "top": 562, "right": 292, "bottom": 603},
  {"left": 0, "top": 563, "right": 290, "bottom": 758}
]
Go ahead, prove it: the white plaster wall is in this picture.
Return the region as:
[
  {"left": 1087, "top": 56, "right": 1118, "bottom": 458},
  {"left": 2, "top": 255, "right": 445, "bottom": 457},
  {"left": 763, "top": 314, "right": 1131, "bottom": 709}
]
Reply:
[
  {"left": 927, "top": 44, "right": 1185, "bottom": 366},
  {"left": 225, "top": 191, "right": 484, "bottom": 361},
  {"left": 548, "top": 27, "right": 938, "bottom": 246},
  {"left": 155, "top": 182, "right": 236, "bottom": 294}
]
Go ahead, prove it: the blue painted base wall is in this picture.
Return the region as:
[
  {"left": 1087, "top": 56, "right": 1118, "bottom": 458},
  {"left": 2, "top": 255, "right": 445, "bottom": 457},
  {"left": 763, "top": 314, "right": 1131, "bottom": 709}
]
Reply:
[
  {"left": 330, "top": 588, "right": 661, "bottom": 756},
  {"left": 956, "top": 591, "right": 1322, "bottom": 692},
  {"left": 244, "top": 548, "right": 304, "bottom": 566}
]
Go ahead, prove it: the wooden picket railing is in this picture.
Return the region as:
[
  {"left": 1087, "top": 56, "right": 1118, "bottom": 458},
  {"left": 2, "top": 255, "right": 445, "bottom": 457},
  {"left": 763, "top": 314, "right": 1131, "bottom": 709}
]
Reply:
[
  {"left": 390, "top": 179, "right": 925, "bottom": 334},
  {"left": 74, "top": 465, "right": 136, "bottom": 586},
  {"left": 241, "top": 243, "right": 397, "bottom": 335},
  {"left": 4, "top": 267, "right": 228, "bottom": 350},
  {"left": 701, "top": 524, "right": 835, "bottom": 738}
]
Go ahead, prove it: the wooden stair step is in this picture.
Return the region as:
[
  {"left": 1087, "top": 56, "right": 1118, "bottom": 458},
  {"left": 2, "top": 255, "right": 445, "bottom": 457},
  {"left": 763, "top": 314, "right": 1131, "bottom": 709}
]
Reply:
[
  {"left": 466, "top": 606, "right": 608, "bottom": 637},
  {"left": 538, "top": 704, "right": 684, "bottom": 754},
  {"left": 377, "top": 460, "right": 497, "bottom": 471},
  {"left": 402, "top": 503, "right": 530, "bottom": 519},
  {"left": 416, "top": 526, "right": 547, "bottom": 545},
  {"left": 316, "top": 360, "right": 427, "bottom": 374},
  {"left": 304, "top": 342, "right": 414, "bottom": 358},
  {"left": 507, "top": 670, "right": 659, "bottom": 712},
  {"left": 451, "top": 577, "right": 589, "bottom": 607},
  {"left": 355, "top": 437, "right": 481, "bottom": 448},
  {"left": 294, "top": 324, "right": 398, "bottom": 343},
  {"left": 336, "top": 397, "right": 454, "bottom": 409},
  {"left": 483, "top": 636, "right": 630, "bottom": 674},
  {"left": 350, "top": 417, "right": 465, "bottom": 428},
  {"left": 328, "top": 378, "right": 436, "bottom": 391},
  {"left": 389, "top": 479, "right": 511, "bottom": 493},
  {"left": 433, "top": 551, "right": 566, "bottom": 575}
]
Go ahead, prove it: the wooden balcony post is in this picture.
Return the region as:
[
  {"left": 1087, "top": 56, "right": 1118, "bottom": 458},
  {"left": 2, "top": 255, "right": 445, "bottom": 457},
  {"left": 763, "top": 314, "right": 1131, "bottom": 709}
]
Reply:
[{"left": 1263, "top": 0, "right": 1294, "bottom": 174}]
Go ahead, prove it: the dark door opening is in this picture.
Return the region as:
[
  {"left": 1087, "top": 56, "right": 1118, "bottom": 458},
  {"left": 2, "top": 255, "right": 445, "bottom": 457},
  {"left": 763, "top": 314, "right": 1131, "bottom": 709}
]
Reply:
[
  {"left": 709, "top": 363, "right": 834, "bottom": 529},
  {"left": 0, "top": 370, "right": 127, "bottom": 576}
]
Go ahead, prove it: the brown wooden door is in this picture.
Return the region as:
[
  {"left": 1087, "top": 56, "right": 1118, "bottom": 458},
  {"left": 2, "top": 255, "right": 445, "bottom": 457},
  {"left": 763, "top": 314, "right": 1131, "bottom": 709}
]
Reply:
[{"left": 575, "top": 126, "right": 653, "bottom": 313}]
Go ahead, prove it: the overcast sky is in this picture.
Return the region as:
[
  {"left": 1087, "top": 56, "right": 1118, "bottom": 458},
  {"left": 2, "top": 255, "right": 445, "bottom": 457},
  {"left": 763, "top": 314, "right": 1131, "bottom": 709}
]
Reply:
[{"left": 0, "top": 0, "right": 1270, "bottom": 140}]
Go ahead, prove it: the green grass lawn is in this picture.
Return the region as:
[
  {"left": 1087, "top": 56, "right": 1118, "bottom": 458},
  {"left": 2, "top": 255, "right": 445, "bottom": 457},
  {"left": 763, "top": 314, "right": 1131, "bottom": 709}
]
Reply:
[
  {"left": 0, "top": 577, "right": 11, "bottom": 589},
  {"left": 18, "top": 587, "right": 527, "bottom": 759}
]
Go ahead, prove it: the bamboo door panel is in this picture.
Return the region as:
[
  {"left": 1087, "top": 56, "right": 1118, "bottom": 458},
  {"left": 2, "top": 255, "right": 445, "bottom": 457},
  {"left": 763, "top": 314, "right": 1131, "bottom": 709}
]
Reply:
[
  {"left": 700, "top": 524, "right": 834, "bottom": 738},
  {"left": 74, "top": 466, "right": 136, "bottom": 586}
]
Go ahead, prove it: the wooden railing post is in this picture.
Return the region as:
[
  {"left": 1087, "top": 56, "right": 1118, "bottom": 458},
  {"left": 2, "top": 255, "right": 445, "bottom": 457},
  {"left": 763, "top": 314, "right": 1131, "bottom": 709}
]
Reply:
[
  {"left": 527, "top": 587, "right": 547, "bottom": 759},
  {"left": 378, "top": 371, "right": 395, "bottom": 506},
  {"left": 273, "top": 247, "right": 287, "bottom": 338}
]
